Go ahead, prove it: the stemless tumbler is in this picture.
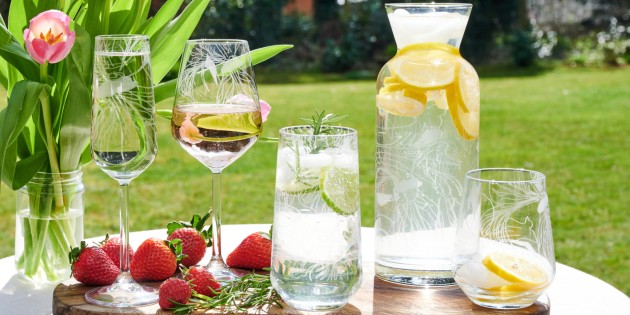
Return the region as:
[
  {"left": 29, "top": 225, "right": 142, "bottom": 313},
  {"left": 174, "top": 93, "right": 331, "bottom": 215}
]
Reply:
[
  {"left": 271, "top": 126, "right": 362, "bottom": 311},
  {"left": 454, "top": 168, "right": 555, "bottom": 309}
]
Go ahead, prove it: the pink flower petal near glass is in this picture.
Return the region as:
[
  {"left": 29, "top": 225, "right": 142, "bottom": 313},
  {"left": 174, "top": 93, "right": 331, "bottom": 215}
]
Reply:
[
  {"left": 227, "top": 94, "right": 271, "bottom": 122},
  {"left": 23, "top": 10, "right": 76, "bottom": 64}
]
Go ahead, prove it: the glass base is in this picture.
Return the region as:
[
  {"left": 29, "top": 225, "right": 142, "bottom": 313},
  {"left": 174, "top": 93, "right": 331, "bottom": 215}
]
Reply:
[
  {"left": 206, "top": 258, "right": 237, "bottom": 283},
  {"left": 85, "top": 281, "right": 158, "bottom": 307},
  {"left": 285, "top": 299, "right": 347, "bottom": 312},
  {"left": 375, "top": 262, "right": 456, "bottom": 287}
]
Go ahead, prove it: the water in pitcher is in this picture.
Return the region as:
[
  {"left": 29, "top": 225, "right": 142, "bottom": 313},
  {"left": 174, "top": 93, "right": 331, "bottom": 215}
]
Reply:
[{"left": 374, "top": 4, "right": 479, "bottom": 286}]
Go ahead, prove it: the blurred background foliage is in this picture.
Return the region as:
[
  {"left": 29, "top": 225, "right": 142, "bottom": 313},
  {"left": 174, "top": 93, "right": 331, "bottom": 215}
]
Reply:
[
  {"left": 2, "top": 0, "right": 628, "bottom": 73},
  {"left": 185, "top": 0, "right": 630, "bottom": 74}
]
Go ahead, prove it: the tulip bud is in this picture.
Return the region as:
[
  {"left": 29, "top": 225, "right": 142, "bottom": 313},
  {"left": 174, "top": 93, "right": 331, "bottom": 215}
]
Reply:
[{"left": 23, "top": 10, "right": 76, "bottom": 64}]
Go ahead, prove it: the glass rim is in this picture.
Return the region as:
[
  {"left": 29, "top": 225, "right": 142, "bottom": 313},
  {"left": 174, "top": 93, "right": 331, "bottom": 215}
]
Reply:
[
  {"left": 279, "top": 125, "right": 357, "bottom": 138},
  {"left": 186, "top": 39, "right": 248, "bottom": 45},
  {"left": 465, "top": 168, "right": 546, "bottom": 184},
  {"left": 385, "top": 3, "right": 472, "bottom": 9},
  {"left": 95, "top": 34, "right": 149, "bottom": 40}
]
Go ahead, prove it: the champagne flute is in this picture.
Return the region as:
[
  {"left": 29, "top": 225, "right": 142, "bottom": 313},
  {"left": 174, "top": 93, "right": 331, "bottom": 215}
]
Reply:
[
  {"left": 86, "top": 35, "right": 158, "bottom": 307},
  {"left": 171, "top": 39, "right": 262, "bottom": 281}
]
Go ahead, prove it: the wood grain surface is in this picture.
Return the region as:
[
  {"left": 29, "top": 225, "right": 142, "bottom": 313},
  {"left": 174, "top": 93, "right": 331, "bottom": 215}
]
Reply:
[{"left": 53, "top": 263, "right": 550, "bottom": 314}]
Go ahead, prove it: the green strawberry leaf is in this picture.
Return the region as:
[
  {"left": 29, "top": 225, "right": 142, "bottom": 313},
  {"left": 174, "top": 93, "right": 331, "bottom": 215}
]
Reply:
[
  {"left": 166, "top": 238, "right": 185, "bottom": 263},
  {"left": 68, "top": 241, "right": 87, "bottom": 267}
]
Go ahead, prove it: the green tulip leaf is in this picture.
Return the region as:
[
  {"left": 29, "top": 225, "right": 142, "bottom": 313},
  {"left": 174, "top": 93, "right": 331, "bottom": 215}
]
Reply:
[
  {"left": 0, "top": 80, "right": 46, "bottom": 189},
  {"left": 139, "top": 0, "right": 185, "bottom": 37},
  {"left": 60, "top": 25, "right": 92, "bottom": 172},
  {"left": 0, "top": 21, "right": 39, "bottom": 82},
  {"left": 156, "top": 109, "right": 173, "bottom": 120},
  {"left": 12, "top": 150, "right": 48, "bottom": 190},
  {"left": 150, "top": 0, "right": 211, "bottom": 84},
  {"left": 154, "top": 44, "right": 294, "bottom": 104}
]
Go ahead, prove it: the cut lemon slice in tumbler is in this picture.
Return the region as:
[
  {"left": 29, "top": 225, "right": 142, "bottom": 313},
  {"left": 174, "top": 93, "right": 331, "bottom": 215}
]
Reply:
[{"left": 482, "top": 252, "right": 549, "bottom": 289}]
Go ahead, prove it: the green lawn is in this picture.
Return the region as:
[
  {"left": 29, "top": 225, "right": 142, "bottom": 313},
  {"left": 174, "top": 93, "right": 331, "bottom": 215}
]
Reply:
[{"left": 1, "top": 66, "right": 629, "bottom": 296}]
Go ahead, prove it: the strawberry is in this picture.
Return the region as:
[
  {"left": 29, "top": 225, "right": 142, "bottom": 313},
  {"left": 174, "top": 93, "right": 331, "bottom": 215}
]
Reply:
[
  {"left": 166, "top": 213, "right": 211, "bottom": 267},
  {"left": 100, "top": 235, "right": 134, "bottom": 266},
  {"left": 158, "top": 277, "right": 192, "bottom": 310},
  {"left": 184, "top": 266, "right": 221, "bottom": 297},
  {"left": 69, "top": 241, "right": 119, "bottom": 286},
  {"left": 130, "top": 237, "right": 179, "bottom": 281},
  {"left": 226, "top": 231, "right": 272, "bottom": 270}
]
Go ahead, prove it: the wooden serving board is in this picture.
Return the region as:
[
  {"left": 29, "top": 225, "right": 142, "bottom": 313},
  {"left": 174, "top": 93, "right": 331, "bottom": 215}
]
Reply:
[{"left": 53, "top": 263, "right": 550, "bottom": 314}]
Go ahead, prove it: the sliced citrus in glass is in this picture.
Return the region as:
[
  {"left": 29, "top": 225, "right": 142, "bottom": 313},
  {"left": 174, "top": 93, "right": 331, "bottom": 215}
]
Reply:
[
  {"left": 455, "top": 59, "right": 480, "bottom": 113},
  {"left": 396, "top": 42, "right": 461, "bottom": 58},
  {"left": 376, "top": 91, "right": 425, "bottom": 116},
  {"left": 387, "top": 53, "right": 457, "bottom": 89},
  {"left": 482, "top": 252, "right": 549, "bottom": 289},
  {"left": 426, "top": 89, "right": 448, "bottom": 110},
  {"left": 446, "top": 78, "right": 479, "bottom": 140},
  {"left": 320, "top": 167, "right": 360, "bottom": 216},
  {"left": 278, "top": 180, "right": 319, "bottom": 194}
]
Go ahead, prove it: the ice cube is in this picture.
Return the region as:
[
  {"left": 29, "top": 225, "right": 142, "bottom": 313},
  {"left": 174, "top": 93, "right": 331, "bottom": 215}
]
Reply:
[{"left": 300, "top": 153, "right": 333, "bottom": 170}]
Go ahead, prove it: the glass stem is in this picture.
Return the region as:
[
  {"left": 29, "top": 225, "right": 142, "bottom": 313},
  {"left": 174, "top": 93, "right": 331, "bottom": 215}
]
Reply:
[
  {"left": 210, "top": 172, "right": 224, "bottom": 265},
  {"left": 119, "top": 183, "right": 131, "bottom": 275}
]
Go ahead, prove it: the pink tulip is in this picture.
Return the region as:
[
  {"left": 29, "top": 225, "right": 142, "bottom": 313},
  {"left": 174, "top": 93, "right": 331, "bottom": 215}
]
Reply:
[
  {"left": 23, "top": 10, "right": 75, "bottom": 64},
  {"left": 260, "top": 99, "right": 271, "bottom": 122}
]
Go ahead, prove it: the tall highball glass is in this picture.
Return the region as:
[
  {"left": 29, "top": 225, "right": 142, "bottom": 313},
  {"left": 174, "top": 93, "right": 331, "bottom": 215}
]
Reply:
[{"left": 271, "top": 126, "right": 362, "bottom": 311}]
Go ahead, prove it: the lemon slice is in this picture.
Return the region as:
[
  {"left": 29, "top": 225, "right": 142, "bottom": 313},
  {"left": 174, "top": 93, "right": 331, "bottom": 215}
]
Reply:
[
  {"left": 447, "top": 78, "right": 479, "bottom": 140},
  {"left": 320, "top": 167, "right": 360, "bottom": 216},
  {"left": 456, "top": 59, "right": 480, "bottom": 113},
  {"left": 396, "top": 42, "right": 461, "bottom": 58},
  {"left": 387, "top": 53, "right": 457, "bottom": 89},
  {"left": 376, "top": 91, "right": 425, "bottom": 116},
  {"left": 426, "top": 89, "right": 448, "bottom": 110},
  {"left": 482, "top": 252, "right": 549, "bottom": 289}
]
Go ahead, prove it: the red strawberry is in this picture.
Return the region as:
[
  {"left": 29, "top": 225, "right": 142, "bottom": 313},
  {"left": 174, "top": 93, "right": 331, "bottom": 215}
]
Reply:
[
  {"left": 100, "top": 235, "right": 134, "bottom": 266},
  {"left": 184, "top": 266, "right": 221, "bottom": 297},
  {"left": 158, "top": 278, "right": 192, "bottom": 310},
  {"left": 130, "top": 238, "right": 178, "bottom": 281},
  {"left": 167, "top": 228, "right": 206, "bottom": 267},
  {"left": 226, "top": 231, "right": 272, "bottom": 270},
  {"left": 69, "top": 241, "right": 119, "bottom": 286},
  {"left": 166, "top": 213, "right": 211, "bottom": 267}
]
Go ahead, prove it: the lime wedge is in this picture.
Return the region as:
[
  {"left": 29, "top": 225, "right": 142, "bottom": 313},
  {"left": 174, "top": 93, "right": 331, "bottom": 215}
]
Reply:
[{"left": 320, "top": 167, "right": 360, "bottom": 215}]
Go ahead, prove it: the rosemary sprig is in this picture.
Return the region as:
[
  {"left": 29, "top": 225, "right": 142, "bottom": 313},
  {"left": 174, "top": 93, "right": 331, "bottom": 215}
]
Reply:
[
  {"left": 300, "top": 110, "right": 347, "bottom": 135},
  {"left": 171, "top": 272, "right": 283, "bottom": 315}
]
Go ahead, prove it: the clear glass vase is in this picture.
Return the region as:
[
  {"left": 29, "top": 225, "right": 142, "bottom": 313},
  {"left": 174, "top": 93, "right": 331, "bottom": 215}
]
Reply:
[
  {"left": 374, "top": 3, "right": 479, "bottom": 286},
  {"left": 15, "top": 171, "right": 84, "bottom": 283}
]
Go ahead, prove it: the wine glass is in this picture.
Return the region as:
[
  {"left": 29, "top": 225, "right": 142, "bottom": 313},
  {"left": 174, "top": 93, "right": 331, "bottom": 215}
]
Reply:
[
  {"left": 171, "top": 39, "right": 262, "bottom": 281},
  {"left": 86, "top": 35, "right": 158, "bottom": 307}
]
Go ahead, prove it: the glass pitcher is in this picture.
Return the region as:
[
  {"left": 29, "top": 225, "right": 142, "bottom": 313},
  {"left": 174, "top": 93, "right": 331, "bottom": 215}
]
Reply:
[{"left": 374, "top": 3, "right": 479, "bottom": 286}]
